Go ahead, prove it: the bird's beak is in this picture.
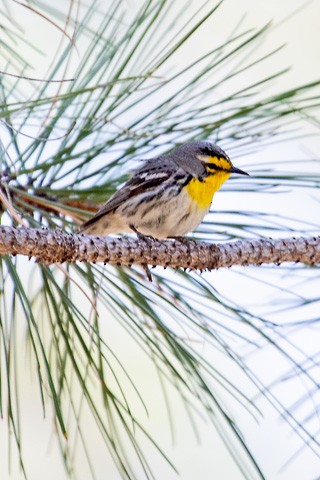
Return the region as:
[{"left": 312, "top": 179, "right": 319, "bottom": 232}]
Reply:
[{"left": 230, "top": 165, "right": 249, "bottom": 176}]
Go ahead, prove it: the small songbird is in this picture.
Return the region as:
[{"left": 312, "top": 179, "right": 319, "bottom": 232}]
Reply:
[{"left": 78, "top": 141, "right": 249, "bottom": 238}]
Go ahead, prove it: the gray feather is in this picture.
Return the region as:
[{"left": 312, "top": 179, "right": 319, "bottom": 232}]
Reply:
[{"left": 78, "top": 141, "right": 228, "bottom": 233}]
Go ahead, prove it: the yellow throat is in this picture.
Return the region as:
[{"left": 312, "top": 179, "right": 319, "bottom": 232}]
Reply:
[{"left": 186, "top": 156, "right": 232, "bottom": 208}]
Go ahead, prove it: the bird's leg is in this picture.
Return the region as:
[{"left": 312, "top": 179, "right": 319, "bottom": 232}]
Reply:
[
  {"left": 129, "top": 224, "right": 153, "bottom": 282},
  {"left": 129, "top": 224, "right": 155, "bottom": 241}
]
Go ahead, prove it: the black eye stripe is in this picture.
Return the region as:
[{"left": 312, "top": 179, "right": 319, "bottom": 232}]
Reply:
[
  {"left": 201, "top": 161, "right": 225, "bottom": 172},
  {"left": 206, "top": 162, "right": 223, "bottom": 171}
]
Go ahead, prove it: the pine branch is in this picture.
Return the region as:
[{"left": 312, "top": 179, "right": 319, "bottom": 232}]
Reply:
[{"left": 0, "top": 226, "right": 319, "bottom": 269}]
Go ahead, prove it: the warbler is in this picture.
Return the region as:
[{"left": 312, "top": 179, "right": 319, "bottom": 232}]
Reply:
[{"left": 78, "top": 141, "right": 248, "bottom": 238}]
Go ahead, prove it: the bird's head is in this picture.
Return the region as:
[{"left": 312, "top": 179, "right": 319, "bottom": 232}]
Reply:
[{"left": 171, "top": 141, "right": 249, "bottom": 179}]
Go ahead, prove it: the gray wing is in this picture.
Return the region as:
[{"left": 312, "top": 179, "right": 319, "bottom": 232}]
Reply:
[{"left": 78, "top": 158, "right": 176, "bottom": 232}]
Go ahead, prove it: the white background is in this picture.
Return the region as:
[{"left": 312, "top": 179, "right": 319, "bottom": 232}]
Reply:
[{"left": 1, "top": 1, "right": 320, "bottom": 479}]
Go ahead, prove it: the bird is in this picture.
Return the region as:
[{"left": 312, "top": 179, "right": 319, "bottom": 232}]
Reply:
[{"left": 78, "top": 141, "right": 249, "bottom": 239}]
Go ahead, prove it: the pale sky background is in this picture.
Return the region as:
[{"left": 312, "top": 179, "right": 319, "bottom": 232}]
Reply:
[{"left": 1, "top": 1, "right": 320, "bottom": 480}]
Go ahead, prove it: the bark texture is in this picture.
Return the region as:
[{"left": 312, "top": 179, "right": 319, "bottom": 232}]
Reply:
[{"left": 0, "top": 226, "right": 319, "bottom": 270}]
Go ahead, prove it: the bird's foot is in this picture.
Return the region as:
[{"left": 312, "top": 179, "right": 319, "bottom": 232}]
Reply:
[
  {"left": 130, "top": 224, "right": 155, "bottom": 242},
  {"left": 169, "top": 236, "right": 198, "bottom": 245}
]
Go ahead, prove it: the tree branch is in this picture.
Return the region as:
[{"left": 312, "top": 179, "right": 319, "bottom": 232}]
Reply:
[{"left": 0, "top": 226, "right": 319, "bottom": 269}]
